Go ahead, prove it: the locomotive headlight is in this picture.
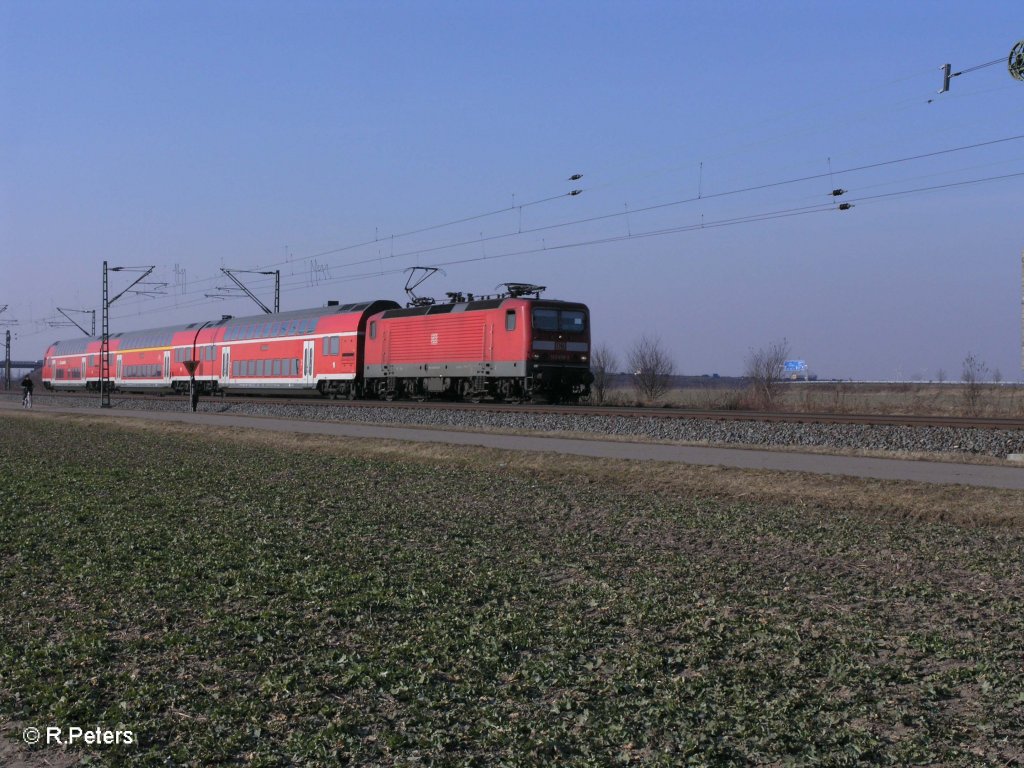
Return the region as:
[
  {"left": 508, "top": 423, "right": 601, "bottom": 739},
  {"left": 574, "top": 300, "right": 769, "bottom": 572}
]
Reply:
[{"left": 580, "top": 355, "right": 588, "bottom": 362}]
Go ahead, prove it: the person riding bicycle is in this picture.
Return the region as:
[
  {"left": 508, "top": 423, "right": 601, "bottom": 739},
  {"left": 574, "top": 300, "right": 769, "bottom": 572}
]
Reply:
[{"left": 21, "top": 375, "right": 34, "bottom": 408}]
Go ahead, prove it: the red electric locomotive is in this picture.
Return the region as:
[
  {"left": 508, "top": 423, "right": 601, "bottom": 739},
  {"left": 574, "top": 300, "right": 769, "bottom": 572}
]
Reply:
[{"left": 363, "top": 286, "right": 592, "bottom": 402}]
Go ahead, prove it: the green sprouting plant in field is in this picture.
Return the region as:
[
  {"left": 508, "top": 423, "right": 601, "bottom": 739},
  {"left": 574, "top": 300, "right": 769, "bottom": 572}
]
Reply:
[{"left": 1, "top": 416, "right": 1022, "bottom": 767}]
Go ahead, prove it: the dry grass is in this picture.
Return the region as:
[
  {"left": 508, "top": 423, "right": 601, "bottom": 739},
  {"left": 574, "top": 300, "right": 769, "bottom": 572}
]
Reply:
[
  {"left": 11, "top": 410, "right": 1024, "bottom": 529},
  {"left": 605, "top": 382, "right": 1024, "bottom": 418}
]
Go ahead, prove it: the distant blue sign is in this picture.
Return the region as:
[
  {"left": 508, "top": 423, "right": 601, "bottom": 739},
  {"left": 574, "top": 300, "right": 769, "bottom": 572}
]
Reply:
[{"left": 783, "top": 360, "right": 807, "bottom": 372}]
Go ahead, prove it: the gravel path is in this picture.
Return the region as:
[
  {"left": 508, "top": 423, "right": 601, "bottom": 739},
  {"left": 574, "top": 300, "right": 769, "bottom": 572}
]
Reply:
[{"left": 8, "top": 392, "right": 1024, "bottom": 458}]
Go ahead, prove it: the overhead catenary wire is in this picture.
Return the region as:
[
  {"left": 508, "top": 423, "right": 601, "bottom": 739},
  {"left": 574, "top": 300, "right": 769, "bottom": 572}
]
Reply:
[
  {"left": 105, "top": 112, "right": 1024, "bottom": 318},
  {"left": 264, "top": 190, "right": 575, "bottom": 268},
  {"left": 263, "top": 133, "right": 1024, "bottom": 275},
  {"left": 581, "top": 64, "right": 944, "bottom": 196},
  {"left": 273, "top": 169, "right": 1024, "bottom": 296},
  {"left": 843, "top": 169, "right": 1024, "bottom": 206},
  {"left": 791, "top": 154, "right": 1024, "bottom": 204},
  {"left": 109, "top": 64, "right": 1020, "bottom": 319},
  {"left": 105, "top": 188, "right": 583, "bottom": 315},
  {"left": 97, "top": 167, "right": 1024, "bottom": 324},
  {"left": 89, "top": 135, "right": 1024, "bottom": 327},
  {"left": 25, "top": 46, "right": 1022, "bottom": 340},
  {"left": 224, "top": 204, "right": 842, "bottom": 299},
  {"left": 104, "top": 202, "right": 837, "bottom": 322},
  {"left": 956, "top": 57, "right": 1006, "bottom": 76},
  {"left": 33, "top": 82, "right": 1024, "bottom": 332}
]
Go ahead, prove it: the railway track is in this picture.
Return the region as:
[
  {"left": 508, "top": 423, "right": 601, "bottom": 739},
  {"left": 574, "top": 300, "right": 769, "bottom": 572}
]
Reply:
[{"left": 31, "top": 390, "right": 1024, "bottom": 431}]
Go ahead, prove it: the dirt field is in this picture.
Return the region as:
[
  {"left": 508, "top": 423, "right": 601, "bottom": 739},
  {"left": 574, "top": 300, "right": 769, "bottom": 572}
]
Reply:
[{"left": 1, "top": 412, "right": 1022, "bottom": 766}]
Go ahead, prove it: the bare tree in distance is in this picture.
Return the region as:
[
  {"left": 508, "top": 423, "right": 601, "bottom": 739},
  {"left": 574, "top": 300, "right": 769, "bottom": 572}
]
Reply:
[
  {"left": 590, "top": 343, "right": 619, "bottom": 405},
  {"left": 744, "top": 338, "right": 791, "bottom": 411},
  {"left": 627, "top": 335, "right": 675, "bottom": 402},
  {"left": 936, "top": 369, "right": 947, "bottom": 384},
  {"left": 961, "top": 353, "right": 989, "bottom": 416}
]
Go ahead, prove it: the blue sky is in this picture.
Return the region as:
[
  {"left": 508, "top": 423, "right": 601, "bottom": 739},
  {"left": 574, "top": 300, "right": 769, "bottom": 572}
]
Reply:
[{"left": 2, "top": 1, "right": 1022, "bottom": 379}]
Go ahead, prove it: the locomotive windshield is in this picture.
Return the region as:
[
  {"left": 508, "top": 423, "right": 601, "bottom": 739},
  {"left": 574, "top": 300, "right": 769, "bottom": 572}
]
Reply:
[{"left": 532, "top": 308, "right": 586, "bottom": 333}]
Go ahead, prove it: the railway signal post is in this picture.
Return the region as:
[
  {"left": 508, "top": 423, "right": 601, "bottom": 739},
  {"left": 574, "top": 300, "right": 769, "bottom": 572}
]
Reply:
[
  {"left": 186, "top": 318, "right": 214, "bottom": 412},
  {"left": 183, "top": 360, "right": 200, "bottom": 412}
]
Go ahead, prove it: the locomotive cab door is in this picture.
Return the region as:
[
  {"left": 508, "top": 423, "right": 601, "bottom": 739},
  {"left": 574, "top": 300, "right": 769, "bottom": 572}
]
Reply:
[{"left": 303, "top": 340, "right": 315, "bottom": 386}]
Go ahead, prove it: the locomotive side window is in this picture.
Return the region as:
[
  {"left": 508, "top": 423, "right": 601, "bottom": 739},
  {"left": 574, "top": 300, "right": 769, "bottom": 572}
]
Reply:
[
  {"left": 329, "top": 336, "right": 340, "bottom": 355},
  {"left": 560, "top": 311, "right": 586, "bottom": 332},
  {"left": 369, "top": 321, "right": 377, "bottom": 340},
  {"left": 505, "top": 310, "right": 516, "bottom": 331},
  {"left": 532, "top": 309, "right": 559, "bottom": 331}
]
